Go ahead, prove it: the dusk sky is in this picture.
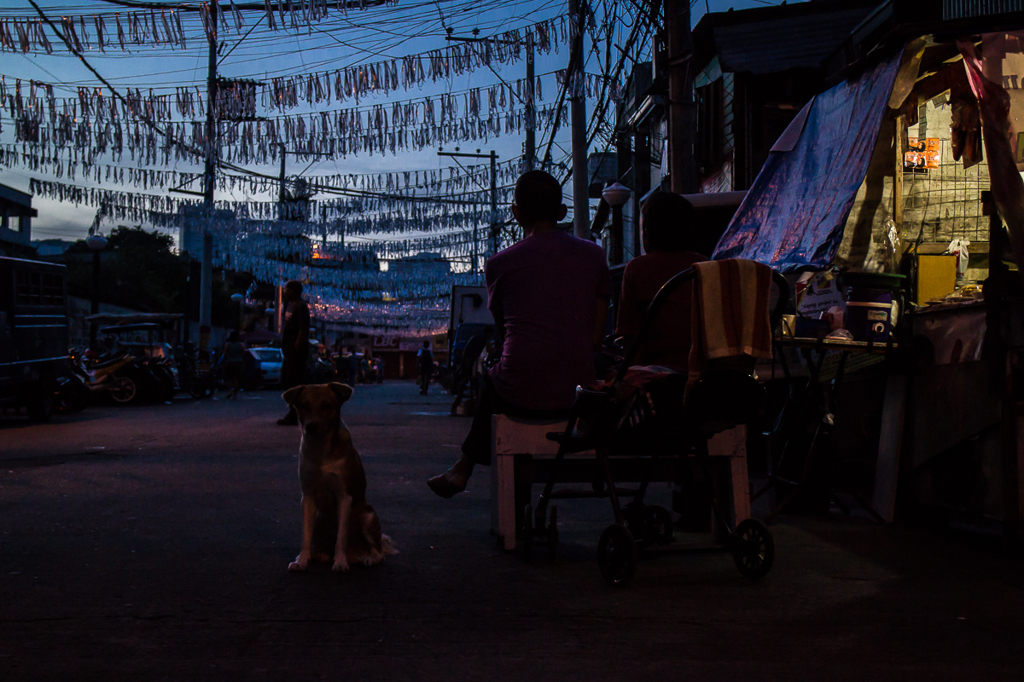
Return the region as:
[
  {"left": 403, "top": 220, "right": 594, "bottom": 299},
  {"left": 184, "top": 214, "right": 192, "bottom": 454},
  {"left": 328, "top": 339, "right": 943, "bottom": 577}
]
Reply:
[{"left": 0, "top": 0, "right": 786, "bottom": 243}]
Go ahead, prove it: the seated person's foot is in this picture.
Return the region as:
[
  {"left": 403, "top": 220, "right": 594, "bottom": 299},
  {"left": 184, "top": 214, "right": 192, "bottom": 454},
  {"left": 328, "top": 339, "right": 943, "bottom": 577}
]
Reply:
[
  {"left": 427, "top": 458, "right": 473, "bottom": 498},
  {"left": 277, "top": 413, "right": 298, "bottom": 426}
]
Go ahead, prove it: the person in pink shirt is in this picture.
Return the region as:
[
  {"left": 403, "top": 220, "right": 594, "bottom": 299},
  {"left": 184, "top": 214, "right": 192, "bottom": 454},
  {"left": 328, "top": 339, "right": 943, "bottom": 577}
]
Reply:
[{"left": 428, "top": 170, "right": 612, "bottom": 498}]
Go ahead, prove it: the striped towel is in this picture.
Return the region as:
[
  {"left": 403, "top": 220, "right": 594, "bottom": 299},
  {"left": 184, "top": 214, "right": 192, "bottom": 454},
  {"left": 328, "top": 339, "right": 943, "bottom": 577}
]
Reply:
[{"left": 688, "top": 259, "right": 774, "bottom": 383}]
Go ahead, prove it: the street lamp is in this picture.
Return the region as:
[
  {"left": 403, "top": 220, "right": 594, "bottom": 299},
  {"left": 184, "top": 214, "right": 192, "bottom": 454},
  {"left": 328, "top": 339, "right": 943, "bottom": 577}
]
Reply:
[
  {"left": 230, "top": 293, "right": 244, "bottom": 331},
  {"left": 86, "top": 233, "right": 107, "bottom": 351},
  {"left": 601, "top": 181, "right": 631, "bottom": 208},
  {"left": 601, "top": 182, "right": 631, "bottom": 266}
]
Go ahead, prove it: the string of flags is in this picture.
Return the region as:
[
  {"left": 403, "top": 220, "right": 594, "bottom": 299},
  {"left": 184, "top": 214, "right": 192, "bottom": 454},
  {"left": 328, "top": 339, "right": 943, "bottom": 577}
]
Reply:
[
  {"left": 2, "top": 75, "right": 571, "bottom": 165},
  {"left": 0, "top": 0, "right": 398, "bottom": 55},
  {"left": 10, "top": 147, "right": 519, "bottom": 196},
  {"left": 28, "top": 177, "right": 517, "bottom": 240}
]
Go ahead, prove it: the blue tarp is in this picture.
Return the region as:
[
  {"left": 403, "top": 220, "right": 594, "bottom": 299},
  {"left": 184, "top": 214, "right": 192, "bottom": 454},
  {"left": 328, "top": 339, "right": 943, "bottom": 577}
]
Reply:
[{"left": 712, "top": 51, "right": 903, "bottom": 272}]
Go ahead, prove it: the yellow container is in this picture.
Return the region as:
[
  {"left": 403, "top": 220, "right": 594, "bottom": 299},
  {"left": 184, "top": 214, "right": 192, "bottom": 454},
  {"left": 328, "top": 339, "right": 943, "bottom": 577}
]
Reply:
[{"left": 916, "top": 254, "right": 957, "bottom": 305}]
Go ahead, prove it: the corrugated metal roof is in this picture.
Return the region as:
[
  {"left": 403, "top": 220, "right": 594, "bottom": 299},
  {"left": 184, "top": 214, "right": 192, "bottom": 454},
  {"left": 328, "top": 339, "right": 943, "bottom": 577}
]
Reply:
[
  {"left": 712, "top": 6, "right": 878, "bottom": 75},
  {"left": 944, "top": 0, "right": 1024, "bottom": 19}
]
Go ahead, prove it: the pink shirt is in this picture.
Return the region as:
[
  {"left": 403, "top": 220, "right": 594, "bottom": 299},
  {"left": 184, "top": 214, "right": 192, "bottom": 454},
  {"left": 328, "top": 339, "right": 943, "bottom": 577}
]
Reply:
[{"left": 485, "top": 230, "right": 612, "bottom": 411}]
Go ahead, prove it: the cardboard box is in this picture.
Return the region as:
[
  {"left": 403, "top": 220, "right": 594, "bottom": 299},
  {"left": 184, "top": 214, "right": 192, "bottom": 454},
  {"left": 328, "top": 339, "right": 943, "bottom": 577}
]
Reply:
[{"left": 916, "top": 254, "right": 957, "bottom": 305}]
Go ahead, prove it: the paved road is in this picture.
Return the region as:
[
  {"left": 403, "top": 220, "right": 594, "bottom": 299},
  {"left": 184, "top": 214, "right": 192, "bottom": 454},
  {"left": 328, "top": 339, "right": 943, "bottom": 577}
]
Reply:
[{"left": 2, "top": 382, "right": 1023, "bottom": 680}]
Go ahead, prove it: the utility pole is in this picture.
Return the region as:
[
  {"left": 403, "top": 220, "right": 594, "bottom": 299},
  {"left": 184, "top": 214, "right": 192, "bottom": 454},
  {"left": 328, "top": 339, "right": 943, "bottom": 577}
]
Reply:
[
  {"left": 437, "top": 149, "right": 499, "bottom": 273},
  {"left": 489, "top": 150, "right": 499, "bottom": 255},
  {"left": 665, "top": 0, "right": 697, "bottom": 194},
  {"left": 569, "top": 0, "right": 590, "bottom": 239},
  {"left": 525, "top": 31, "right": 536, "bottom": 172},
  {"left": 277, "top": 142, "right": 287, "bottom": 220},
  {"left": 199, "top": 1, "right": 218, "bottom": 351}
]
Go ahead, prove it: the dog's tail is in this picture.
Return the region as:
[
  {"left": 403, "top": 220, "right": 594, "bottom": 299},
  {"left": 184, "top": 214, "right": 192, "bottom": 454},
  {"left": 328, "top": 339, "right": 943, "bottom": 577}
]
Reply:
[{"left": 381, "top": 534, "right": 399, "bottom": 555}]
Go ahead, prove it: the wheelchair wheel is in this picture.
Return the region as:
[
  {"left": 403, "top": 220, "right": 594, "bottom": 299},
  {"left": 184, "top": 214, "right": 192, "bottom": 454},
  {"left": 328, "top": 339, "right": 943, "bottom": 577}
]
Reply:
[
  {"left": 644, "top": 505, "right": 673, "bottom": 545},
  {"left": 598, "top": 523, "right": 636, "bottom": 587},
  {"left": 547, "top": 506, "right": 558, "bottom": 564},
  {"left": 732, "top": 519, "right": 774, "bottom": 580},
  {"left": 621, "top": 502, "right": 646, "bottom": 539},
  {"left": 521, "top": 504, "right": 533, "bottom": 562}
]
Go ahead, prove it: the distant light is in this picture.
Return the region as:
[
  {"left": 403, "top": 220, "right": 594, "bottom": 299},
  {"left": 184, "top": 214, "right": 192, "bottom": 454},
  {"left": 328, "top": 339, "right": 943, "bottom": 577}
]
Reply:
[{"left": 379, "top": 261, "right": 389, "bottom": 272}]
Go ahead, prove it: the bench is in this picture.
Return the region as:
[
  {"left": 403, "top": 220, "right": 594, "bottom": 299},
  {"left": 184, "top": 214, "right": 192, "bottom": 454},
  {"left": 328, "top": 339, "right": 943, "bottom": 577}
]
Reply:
[{"left": 489, "top": 414, "right": 751, "bottom": 550}]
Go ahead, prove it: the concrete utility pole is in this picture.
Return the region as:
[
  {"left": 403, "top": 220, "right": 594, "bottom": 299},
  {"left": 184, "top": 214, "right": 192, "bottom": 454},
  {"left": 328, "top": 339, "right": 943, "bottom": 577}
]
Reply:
[
  {"left": 569, "top": 0, "right": 590, "bottom": 239},
  {"left": 199, "top": 1, "right": 218, "bottom": 350},
  {"left": 525, "top": 32, "right": 536, "bottom": 172},
  {"left": 489, "top": 150, "right": 499, "bottom": 256},
  {"left": 665, "top": 0, "right": 697, "bottom": 194},
  {"left": 277, "top": 143, "right": 287, "bottom": 219},
  {"left": 437, "top": 149, "right": 499, "bottom": 273}
]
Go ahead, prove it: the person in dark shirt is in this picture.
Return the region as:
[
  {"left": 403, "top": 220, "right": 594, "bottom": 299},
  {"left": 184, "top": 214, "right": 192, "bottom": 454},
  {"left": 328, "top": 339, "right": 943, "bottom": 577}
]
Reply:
[
  {"left": 221, "top": 330, "right": 245, "bottom": 400},
  {"left": 276, "top": 280, "right": 310, "bottom": 426},
  {"left": 416, "top": 340, "right": 433, "bottom": 395},
  {"left": 428, "top": 170, "right": 612, "bottom": 498},
  {"left": 615, "top": 192, "right": 707, "bottom": 370}
]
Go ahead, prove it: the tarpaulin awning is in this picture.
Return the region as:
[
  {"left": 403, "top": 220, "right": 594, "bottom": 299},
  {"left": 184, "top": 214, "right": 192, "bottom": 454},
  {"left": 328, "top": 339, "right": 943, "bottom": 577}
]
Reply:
[{"left": 712, "top": 49, "right": 904, "bottom": 272}]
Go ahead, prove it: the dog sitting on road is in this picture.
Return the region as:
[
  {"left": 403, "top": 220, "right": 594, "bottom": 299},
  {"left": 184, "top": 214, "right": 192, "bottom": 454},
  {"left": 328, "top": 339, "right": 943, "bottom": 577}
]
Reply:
[{"left": 282, "top": 382, "right": 395, "bottom": 572}]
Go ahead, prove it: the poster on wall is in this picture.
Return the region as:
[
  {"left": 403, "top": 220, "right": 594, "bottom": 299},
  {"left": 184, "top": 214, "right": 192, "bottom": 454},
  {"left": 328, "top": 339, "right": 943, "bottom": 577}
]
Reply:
[{"left": 904, "top": 137, "right": 941, "bottom": 170}]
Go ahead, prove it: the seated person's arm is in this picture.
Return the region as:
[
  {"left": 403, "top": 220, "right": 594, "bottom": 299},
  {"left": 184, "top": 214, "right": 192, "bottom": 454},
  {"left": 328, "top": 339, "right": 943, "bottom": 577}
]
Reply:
[
  {"left": 614, "top": 266, "right": 640, "bottom": 349},
  {"left": 592, "top": 296, "right": 610, "bottom": 349},
  {"left": 488, "top": 299, "right": 506, "bottom": 363}
]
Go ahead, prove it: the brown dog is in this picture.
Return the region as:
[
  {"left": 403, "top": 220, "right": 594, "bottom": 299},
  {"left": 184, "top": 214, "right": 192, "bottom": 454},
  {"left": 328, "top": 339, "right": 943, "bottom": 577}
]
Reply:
[{"left": 282, "top": 382, "right": 395, "bottom": 572}]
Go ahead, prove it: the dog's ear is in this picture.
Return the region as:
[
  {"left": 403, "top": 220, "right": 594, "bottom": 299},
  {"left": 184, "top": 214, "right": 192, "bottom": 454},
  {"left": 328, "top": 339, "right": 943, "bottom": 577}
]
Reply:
[
  {"left": 282, "top": 385, "right": 305, "bottom": 405},
  {"left": 328, "top": 382, "right": 353, "bottom": 404}
]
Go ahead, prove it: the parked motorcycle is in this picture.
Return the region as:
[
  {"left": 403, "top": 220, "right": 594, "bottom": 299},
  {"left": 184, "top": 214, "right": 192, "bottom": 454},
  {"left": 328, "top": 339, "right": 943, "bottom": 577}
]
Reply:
[
  {"left": 68, "top": 351, "right": 141, "bottom": 405},
  {"left": 54, "top": 370, "right": 90, "bottom": 413}
]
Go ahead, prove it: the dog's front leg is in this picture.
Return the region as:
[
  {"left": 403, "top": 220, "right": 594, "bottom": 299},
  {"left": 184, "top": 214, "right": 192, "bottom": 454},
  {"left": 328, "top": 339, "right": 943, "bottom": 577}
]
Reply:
[
  {"left": 289, "top": 495, "right": 317, "bottom": 572},
  {"left": 332, "top": 494, "right": 353, "bottom": 572}
]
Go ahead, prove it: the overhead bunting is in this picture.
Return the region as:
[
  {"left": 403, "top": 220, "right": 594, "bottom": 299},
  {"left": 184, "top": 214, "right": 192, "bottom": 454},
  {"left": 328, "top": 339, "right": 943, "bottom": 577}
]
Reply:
[
  {"left": 262, "top": 16, "right": 566, "bottom": 109},
  {"left": 0, "top": 1, "right": 396, "bottom": 54},
  {"left": 2, "top": 76, "right": 568, "bottom": 165}
]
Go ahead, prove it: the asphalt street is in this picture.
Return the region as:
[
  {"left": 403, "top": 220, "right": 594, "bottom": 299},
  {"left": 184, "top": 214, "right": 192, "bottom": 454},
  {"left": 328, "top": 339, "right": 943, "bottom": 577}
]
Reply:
[{"left": 2, "top": 381, "right": 1024, "bottom": 681}]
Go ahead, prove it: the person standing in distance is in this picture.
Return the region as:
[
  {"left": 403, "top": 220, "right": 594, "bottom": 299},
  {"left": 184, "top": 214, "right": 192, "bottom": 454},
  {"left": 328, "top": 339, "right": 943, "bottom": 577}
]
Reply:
[
  {"left": 276, "top": 280, "right": 310, "bottom": 426},
  {"left": 417, "top": 340, "right": 434, "bottom": 395}
]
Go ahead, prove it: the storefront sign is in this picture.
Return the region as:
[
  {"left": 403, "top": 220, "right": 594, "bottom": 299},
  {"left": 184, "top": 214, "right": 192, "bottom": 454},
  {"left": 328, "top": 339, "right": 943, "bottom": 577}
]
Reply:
[{"left": 372, "top": 336, "right": 399, "bottom": 350}]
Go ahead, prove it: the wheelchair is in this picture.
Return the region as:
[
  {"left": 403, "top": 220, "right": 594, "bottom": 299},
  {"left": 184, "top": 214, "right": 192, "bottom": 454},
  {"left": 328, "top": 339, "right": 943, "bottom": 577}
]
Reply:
[{"left": 522, "top": 261, "right": 788, "bottom": 586}]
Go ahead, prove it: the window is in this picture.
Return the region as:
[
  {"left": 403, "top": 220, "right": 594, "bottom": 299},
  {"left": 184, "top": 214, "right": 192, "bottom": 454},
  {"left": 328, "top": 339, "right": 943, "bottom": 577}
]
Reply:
[
  {"left": 15, "top": 271, "right": 64, "bottom": 306},
  {"left": 696, "top": 79, "right": 725, "bottom": 175}
]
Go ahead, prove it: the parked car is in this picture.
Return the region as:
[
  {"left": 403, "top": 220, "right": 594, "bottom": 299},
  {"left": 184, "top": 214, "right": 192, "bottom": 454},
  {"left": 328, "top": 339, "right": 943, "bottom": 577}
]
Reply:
[{"left": 248, "top": 347, "right": 282, "bottom": 385}]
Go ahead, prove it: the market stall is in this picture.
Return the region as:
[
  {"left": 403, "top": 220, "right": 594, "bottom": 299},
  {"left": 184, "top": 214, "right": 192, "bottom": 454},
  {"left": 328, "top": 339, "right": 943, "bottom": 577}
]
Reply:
[{"left": 712, "top": 29, "right": 1024, "bottom": 535}]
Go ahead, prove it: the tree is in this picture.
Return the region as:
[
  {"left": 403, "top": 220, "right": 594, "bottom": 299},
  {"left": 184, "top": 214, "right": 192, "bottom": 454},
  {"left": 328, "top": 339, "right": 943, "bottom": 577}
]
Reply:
[{"left": 66, "top": 226, "right": 187, "bottom": 314}]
